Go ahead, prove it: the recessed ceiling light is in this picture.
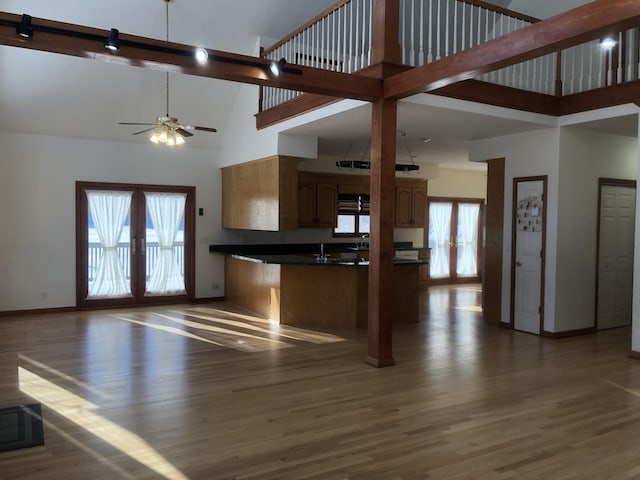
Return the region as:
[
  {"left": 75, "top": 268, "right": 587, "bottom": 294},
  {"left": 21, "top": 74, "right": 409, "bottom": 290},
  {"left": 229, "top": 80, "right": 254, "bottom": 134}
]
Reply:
[{"left": 419, "top": 137, "right": 432, "bottom": 143}]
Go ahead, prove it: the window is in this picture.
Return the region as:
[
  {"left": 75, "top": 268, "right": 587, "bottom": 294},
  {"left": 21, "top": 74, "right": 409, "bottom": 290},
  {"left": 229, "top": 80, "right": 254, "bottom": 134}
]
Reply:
[{"left": 334, "top": 193, "right": 370, "bottom": 237}]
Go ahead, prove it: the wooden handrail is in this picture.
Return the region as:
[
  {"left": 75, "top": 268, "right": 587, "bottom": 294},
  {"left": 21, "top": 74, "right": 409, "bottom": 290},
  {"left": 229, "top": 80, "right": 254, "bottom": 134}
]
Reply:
[
  {"left": 457, "top": 0, "right": 540, "bottom": 24},
  {"left": 263, "top": 0, "right": 540, "bottom": 59},
  {"left": 263, "top": 0, "right": 352, "bottom": 57}
]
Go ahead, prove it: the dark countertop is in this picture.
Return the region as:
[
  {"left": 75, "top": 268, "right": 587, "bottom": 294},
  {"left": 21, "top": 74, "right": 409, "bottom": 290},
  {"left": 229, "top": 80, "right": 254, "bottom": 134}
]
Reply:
[{"left": 210, "top": 242, "right": 428, "bottom": 267}]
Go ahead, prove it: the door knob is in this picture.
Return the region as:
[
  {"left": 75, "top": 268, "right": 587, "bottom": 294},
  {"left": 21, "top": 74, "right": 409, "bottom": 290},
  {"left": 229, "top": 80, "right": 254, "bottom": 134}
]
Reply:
[{"left": 515, "top": 260, "right": 522, "bottom": 267}]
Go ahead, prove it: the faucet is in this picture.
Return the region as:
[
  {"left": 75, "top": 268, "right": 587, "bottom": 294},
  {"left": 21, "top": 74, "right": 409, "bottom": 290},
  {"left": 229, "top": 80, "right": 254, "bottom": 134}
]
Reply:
[{"left": 360, "top": 234, "right": 369, "bottom": 248}]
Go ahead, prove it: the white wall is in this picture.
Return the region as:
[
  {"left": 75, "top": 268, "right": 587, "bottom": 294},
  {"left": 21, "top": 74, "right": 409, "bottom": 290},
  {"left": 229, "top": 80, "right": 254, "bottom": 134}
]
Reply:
[
  {"left": 556, "top": 128, "right": 637, "bottom": 332},
  {"left": 471, "top": 128, "right": 560, "bottom": 331},
  {"left": 0, "top": 131, "right": 229, "bottom": 311}
]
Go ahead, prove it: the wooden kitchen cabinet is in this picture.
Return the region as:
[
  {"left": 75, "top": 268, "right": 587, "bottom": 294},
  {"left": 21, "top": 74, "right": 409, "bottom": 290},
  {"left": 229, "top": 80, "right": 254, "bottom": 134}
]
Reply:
[
  {"left": 222, "top": 155, "right": 298, "bottom": 231},
  {"left": 298, "top": 174, "right": 337, "bottom": 228},
  {"left": 395, "top": 180, "right": 427, "bottom": 228}
]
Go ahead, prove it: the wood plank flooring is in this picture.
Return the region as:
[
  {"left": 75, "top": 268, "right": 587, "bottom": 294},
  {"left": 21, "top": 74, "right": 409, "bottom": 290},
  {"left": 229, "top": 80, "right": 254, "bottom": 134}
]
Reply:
[{"left": 1, "top": 285, "right": 640, "bottom": 479}]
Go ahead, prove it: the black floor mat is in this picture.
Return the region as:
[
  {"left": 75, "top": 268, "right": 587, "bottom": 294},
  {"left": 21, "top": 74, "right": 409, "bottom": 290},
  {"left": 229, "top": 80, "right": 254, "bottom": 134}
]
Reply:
[{"left": 0, "top": 404, "right": 44, "bottom": 452}]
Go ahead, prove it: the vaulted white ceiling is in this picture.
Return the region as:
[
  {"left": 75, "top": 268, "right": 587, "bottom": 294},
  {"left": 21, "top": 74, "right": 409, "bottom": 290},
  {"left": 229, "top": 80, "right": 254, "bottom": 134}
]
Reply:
[{"left": 2, "top": 0, "right": 630, "bottom": 168}]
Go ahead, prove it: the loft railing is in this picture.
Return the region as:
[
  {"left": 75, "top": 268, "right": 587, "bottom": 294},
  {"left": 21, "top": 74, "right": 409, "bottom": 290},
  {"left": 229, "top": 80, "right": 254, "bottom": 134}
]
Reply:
[
  {"left": 262, "top": 0, "right": 374, "bottom": 110},
  {"left": 261, "top": 0, "right": 640, "bottom": 111}
]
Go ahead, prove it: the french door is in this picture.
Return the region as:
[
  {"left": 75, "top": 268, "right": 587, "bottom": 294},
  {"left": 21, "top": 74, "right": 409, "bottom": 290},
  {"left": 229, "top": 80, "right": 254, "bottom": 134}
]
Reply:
[
  {"left": 76, "top": 182, "right": 195, "bottom": 308},
  {"left": 427, "top": 197, "right": 484, "bottom": 284}
]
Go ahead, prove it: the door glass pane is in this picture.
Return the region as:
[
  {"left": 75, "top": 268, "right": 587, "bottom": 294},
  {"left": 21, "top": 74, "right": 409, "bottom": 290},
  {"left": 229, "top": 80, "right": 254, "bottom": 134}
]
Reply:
[
  {"left": 456, "top": 204, "right": 480, "bottom": 276},
  {"left": 144, "top": 192, "right": 187, "bottom": 296},
  {"left": 428, "top": 203, "right": 452, "bottom": 279},
  {"left": 86, "top": 190, "right": 133, "bottom": 299}
]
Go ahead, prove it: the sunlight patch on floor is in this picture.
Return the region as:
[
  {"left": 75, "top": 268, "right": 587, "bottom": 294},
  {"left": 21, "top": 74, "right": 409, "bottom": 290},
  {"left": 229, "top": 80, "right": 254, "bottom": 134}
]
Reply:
[
  {"left": 454, "top": 305, "right": 483, "bottom": 313},
  {"left": 19, "top": 353, "right": 113, "bottom": 401},
  {"left": 185, "top": 307, "right": 346, "bottom": 344},
  {"left": 19, "top": 367, "right": 189, "bottom": 480}
]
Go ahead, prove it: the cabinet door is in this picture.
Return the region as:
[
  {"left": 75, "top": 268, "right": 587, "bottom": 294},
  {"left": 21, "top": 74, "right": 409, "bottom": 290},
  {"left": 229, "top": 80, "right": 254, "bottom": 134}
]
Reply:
[
  {"left": 315, "top": 183, "right": 338, "bottom": 228},
  {"left": 297, "top": 182, "right": 316, "bottom": 227},
  {"left": 411, "top": 188, "right": 427, "bottom": 227},
  {"left": 395, "top": 186, "right": 413, "bottom": 227}
]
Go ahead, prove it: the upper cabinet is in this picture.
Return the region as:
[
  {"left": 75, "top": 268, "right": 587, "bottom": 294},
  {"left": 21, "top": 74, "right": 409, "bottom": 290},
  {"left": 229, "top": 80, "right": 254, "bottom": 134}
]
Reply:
[
  {"left": 222, "top": 156, "right": 298, "bottom": 231},
  {"left": 297, "top": 173, "right": 337, "bottom": 228},
  {"left": 395, "top": 180, "right": 427, "bottom": 228}
]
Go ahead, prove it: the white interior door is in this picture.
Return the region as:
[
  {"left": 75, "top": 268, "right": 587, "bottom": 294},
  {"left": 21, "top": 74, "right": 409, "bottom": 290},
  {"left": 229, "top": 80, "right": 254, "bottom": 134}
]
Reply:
[
  {"left": 514, "top": 180, "right": 544, "bottom": 334},
  {"left": 597, "top": 184, "right": 636, "bottom": 329}
]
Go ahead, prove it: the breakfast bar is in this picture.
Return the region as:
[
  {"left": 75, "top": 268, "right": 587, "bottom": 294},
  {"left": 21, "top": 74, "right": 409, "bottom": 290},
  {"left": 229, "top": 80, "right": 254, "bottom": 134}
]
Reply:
[{"left": 210, "top": 243, "right": 427, "bottom": 330}]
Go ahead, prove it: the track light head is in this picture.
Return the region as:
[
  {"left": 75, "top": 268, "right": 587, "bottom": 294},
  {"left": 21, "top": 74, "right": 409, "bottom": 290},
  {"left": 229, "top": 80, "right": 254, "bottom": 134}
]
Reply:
[
  {"left": 17, "top": 14, "right": 33, "bottom": 38},
  {"left": 194, "top": 48, "right": 208, "bottom": 64},
  {"left": 270, "top": 57, "right": 287, "bottom": 76},
  {"left": 599, "top": 36, "right": 617, "bottom": 50},
  {"left": 105, "top": 28, "right": 120, "bottom": 51}
]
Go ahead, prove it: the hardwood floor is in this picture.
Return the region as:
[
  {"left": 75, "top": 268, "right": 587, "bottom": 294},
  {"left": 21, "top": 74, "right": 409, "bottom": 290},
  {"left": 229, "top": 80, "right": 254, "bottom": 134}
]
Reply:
[{"left": 1, "top": 285, "right": 639, "bottom": 479}]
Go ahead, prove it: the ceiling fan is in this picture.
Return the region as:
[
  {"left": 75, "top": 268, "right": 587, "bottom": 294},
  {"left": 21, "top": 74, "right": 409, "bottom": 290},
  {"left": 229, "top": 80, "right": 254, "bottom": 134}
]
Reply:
[{"left": 118, "top": 0, "right": 217, "bottom": 146}]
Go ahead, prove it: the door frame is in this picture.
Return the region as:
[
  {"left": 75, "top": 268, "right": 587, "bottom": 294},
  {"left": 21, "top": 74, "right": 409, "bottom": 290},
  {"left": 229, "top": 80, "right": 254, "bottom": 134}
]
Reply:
[
  {"left": 594, "top": 177, "right": 636, "bottom": 329},
  {"left": 76, "top": 181, "right": 196, "bottom": 309},
  {"left": 509, "top": 176, "right": 547, "bottom": 333},
  {"left": 425, "top": 196, "right": 485, "bottom": 285}
]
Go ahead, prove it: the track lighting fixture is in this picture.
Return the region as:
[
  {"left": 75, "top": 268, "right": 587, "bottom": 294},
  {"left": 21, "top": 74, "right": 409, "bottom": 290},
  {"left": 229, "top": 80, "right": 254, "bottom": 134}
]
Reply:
[
  {"left": 194, "top": 48, "right": 208, "bottom": 64},
  {"left": 599, "top": 36, "right": 617, "bottom": 50},
  {"left": 270, "top": 58, "right": 286, "bottom": 76},
  {"left": 17, "top": 14, "right": 33, "bottom": 38},
  {"left": 105, "top": 28, "right": 120, "bottom": 51}
]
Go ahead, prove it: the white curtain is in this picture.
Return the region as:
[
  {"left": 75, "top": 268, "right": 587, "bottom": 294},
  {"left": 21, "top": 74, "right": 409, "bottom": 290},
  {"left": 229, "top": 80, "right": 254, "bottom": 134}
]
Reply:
[
  {"left": 429, "top": 203, "right": 452, "bottom": 278},
  {"left": 145, "top": 192, "right": 186, "bottom": 295},
  {"left": 456, "top": 203, "right": 480, "bottom": 276},
  {"left": 87, "top": 190, "right": 133, "bottom": 299}
]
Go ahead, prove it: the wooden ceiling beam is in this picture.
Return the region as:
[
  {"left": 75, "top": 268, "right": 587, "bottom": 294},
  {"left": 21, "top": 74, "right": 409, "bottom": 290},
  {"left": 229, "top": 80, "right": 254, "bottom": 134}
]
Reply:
[
  {"left": 384, "top": 0, "right": 640, "bottom": 100},
  {"left": 0, "top": 12, "right": 381, "bottom": 102}
]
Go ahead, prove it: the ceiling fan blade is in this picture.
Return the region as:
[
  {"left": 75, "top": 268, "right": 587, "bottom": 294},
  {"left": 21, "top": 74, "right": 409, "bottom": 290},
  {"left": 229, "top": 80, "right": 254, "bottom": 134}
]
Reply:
[
  {"left": 118, "top": 122, "right": 157, "bottom": 126},
  {"left": 132, "top": 127, "right": 158, "bottom": 135},
  {"left": 194, "top": 126, "right": 218, "bottom": 133},
  {"left": 175, "top": 128, "right": 194, "bottom": 137},
  {"left": 184, "top": 125, "right": 218, "bottom": 133}
]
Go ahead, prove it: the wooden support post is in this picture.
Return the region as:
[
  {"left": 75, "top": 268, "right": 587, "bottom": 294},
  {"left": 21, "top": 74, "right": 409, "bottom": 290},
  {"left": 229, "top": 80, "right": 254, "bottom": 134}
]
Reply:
[{"left": 365, "top": 97, "right": 397, "bottom": 368}]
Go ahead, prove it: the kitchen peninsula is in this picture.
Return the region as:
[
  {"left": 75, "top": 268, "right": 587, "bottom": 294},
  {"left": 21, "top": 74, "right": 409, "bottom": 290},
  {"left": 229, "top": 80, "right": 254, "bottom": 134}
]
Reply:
[{"left": 210, "top": 243, "right": 427, "bottom": 330}]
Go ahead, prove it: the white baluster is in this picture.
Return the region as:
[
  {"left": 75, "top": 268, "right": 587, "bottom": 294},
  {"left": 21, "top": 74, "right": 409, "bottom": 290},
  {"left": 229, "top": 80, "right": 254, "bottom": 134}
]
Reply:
[
  {"left": 618, "top": 31, "right": 624, "bottom": 84},
  {"left": 410, "top": 0, "right": 415, "bottom": 66},
  {"left": 436, "top": 0, "right": 441, "bottom": 60},
  {"left": 476, "top": 7, "right": 481, "bottom": 46},
  {"left": 342, "top": 6, "right": 347, "bottom": 72},
  {"left": 418, "top": 0, "right": 424, "bottom": 65},
  {"left": 427, "top": 0, "right": 433, "bottom": 63},
  {"left": 368, "top": 0, "right": 373, "bottom": 66},
  {"left": 452, "top": 0, "right": 458, "bottom": 55},
  {"left": 444, "top": 0, "right": 449, "bottom": 57},
  {"left": 361, "top": 0, "right": 368, "bottom": 68},
  {"left": 461, "top": 2, "right": 466, "bottom": 53}
]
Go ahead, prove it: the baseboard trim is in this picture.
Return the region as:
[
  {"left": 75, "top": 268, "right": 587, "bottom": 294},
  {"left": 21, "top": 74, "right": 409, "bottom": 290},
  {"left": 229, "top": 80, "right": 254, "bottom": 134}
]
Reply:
[
  {"left": 543, "top": 327, "right": 596, "bottom": 339},
  {"left": 0, "top": 306, "right": 77, "bottom": 318},
  {"left": 193, "top": 297, "right": 224, "bottom": 304},
  {"left": 630, "top": 351, "right": 640, "bottom": 360},
  {"left": 1, "top": 297, "right": 224, "bottom": 318}
]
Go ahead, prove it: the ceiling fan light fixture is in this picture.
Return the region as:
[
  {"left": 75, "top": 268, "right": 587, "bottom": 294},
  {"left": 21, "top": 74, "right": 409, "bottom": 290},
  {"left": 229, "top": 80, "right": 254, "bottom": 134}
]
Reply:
[
  {"left": 270, "top": 57, "right": 287, "bottom": 76},
  {"left": 105, "top": 28, "right": 120, "bottom": 51},
  {"left": 17, "top": 14, "right": 33, "bottom": 38}
]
